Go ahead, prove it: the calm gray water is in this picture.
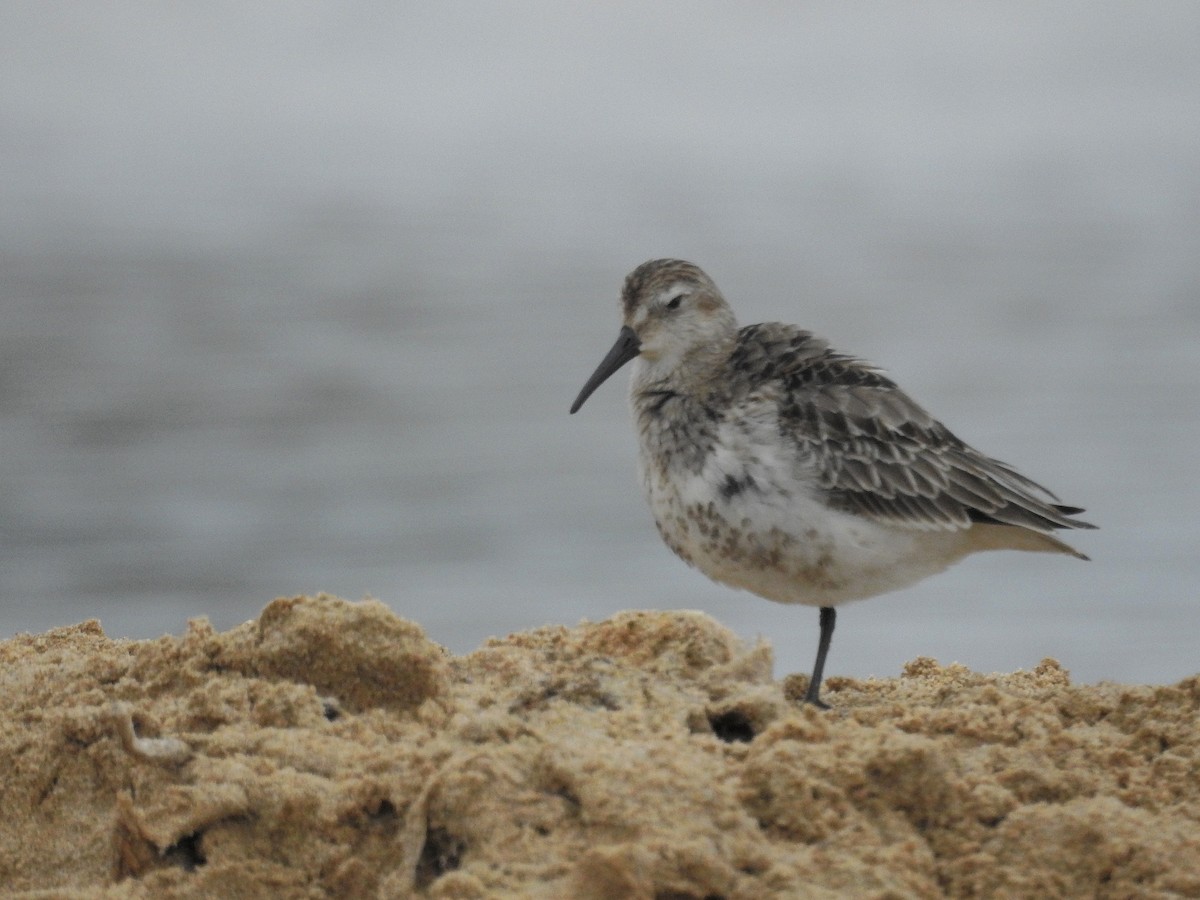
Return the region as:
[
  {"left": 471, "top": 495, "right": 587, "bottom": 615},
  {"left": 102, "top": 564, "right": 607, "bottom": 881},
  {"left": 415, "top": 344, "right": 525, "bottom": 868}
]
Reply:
[{"left": 3, "top": 4, "right": 1198, "bottom": 685}]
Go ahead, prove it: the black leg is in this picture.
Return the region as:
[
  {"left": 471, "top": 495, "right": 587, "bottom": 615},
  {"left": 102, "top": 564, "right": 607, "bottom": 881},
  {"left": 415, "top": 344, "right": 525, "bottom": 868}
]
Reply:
[{"left": 803, "top": 606, "right": 836, "bottom": 709}]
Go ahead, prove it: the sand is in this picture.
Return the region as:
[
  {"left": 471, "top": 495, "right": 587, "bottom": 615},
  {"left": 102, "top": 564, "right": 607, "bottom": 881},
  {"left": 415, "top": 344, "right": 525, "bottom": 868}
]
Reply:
[{"left": 1, "top": 595, "right": 1197, "bottom": 899}]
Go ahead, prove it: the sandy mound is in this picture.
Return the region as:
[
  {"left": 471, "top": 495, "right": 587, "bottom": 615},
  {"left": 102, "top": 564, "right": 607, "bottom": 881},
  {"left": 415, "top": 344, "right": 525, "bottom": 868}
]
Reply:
[{"left": 1, "top": 595, "right": 1198, "bottom": 898}]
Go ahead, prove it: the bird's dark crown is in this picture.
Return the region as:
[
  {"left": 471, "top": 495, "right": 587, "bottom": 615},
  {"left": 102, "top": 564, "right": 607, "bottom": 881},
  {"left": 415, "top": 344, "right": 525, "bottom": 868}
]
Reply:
[{"left": 621, "top": 259, "right": 707, "bottom": 316}]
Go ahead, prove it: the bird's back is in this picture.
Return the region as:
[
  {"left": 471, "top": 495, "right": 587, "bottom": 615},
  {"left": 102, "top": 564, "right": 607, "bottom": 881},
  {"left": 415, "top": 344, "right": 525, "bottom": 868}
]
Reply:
[{"left": 725, "top": 322, "right": 1095, "bottom": 545}]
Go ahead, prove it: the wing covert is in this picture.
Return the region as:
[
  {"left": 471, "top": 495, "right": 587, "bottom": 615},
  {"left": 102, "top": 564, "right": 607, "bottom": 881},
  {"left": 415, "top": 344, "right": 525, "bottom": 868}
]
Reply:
[{"left": 729, "top": 323, "right": 1094, "bottom": 534}]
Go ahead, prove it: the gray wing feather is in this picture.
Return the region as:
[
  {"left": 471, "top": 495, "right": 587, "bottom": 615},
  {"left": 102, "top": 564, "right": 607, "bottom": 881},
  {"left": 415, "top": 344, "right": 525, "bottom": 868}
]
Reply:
[{"left": 729, "top": 324, "right": 1096, "bottom": 534}]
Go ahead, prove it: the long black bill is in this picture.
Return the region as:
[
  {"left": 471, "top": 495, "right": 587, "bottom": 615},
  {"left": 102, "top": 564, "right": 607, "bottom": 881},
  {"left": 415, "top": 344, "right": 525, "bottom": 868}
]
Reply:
[{"left": 569, "top": 325, "right": 641, "bottom": 414}]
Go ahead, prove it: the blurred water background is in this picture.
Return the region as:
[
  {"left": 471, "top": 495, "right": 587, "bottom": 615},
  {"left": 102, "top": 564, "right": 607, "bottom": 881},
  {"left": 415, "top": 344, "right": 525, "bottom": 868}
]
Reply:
[{"left": 3, "top": 3, "right": 1198, "bottom": 685}]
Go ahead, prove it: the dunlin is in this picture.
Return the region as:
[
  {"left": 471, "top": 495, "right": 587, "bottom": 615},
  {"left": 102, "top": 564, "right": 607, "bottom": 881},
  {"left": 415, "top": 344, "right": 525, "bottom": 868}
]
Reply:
[{"left": 570, "top": 259, "right": 1095, "bottom": 707}]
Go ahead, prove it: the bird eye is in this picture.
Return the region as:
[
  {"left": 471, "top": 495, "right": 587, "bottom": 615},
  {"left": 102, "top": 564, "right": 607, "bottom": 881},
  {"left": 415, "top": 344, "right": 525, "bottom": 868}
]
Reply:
[{"left": 665, "top": 294, "right": 684, "bottom": 311}]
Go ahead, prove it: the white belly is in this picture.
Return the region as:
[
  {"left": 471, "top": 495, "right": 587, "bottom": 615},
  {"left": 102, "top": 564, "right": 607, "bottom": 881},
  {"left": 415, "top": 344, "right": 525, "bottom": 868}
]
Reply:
[{"left": 640, "top": 451, "right": 974, "bottom": 608}]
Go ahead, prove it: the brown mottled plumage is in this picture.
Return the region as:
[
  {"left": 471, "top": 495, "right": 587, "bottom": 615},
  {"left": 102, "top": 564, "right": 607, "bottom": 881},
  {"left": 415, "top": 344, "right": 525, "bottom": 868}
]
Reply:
[{"left": 571, "top": 259, "right": 1095, "bottom": 707}]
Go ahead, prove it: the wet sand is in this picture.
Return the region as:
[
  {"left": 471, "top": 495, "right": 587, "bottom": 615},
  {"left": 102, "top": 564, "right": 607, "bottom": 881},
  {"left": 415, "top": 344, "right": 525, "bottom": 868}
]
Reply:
[{"left": 2, "top": 595, "right": 1197, "bottom": 898}]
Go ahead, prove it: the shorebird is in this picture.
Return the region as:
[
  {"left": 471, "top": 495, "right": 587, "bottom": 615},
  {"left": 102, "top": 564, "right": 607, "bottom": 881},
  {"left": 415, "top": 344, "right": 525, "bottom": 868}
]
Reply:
[{"left": 570, "top": 259, "right": 1095, "bottom": 707}]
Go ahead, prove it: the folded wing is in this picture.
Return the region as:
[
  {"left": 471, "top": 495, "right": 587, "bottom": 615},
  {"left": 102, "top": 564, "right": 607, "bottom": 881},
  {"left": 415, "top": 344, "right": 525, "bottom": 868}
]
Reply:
[{"left": 730, "top": 324, "right": 1097, "bottom": 536}]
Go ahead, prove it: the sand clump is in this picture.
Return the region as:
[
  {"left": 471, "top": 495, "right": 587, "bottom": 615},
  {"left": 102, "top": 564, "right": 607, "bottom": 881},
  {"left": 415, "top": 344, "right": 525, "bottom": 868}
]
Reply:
[{"left": 1, "top": 594, "right": 1198, "bottom": 898}]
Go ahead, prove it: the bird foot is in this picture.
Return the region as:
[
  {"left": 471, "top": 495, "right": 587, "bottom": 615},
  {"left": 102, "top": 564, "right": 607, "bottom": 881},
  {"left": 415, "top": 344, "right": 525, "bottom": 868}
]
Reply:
[{"left": 804, "top": 697, "right": 830, "bottom": 710}]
